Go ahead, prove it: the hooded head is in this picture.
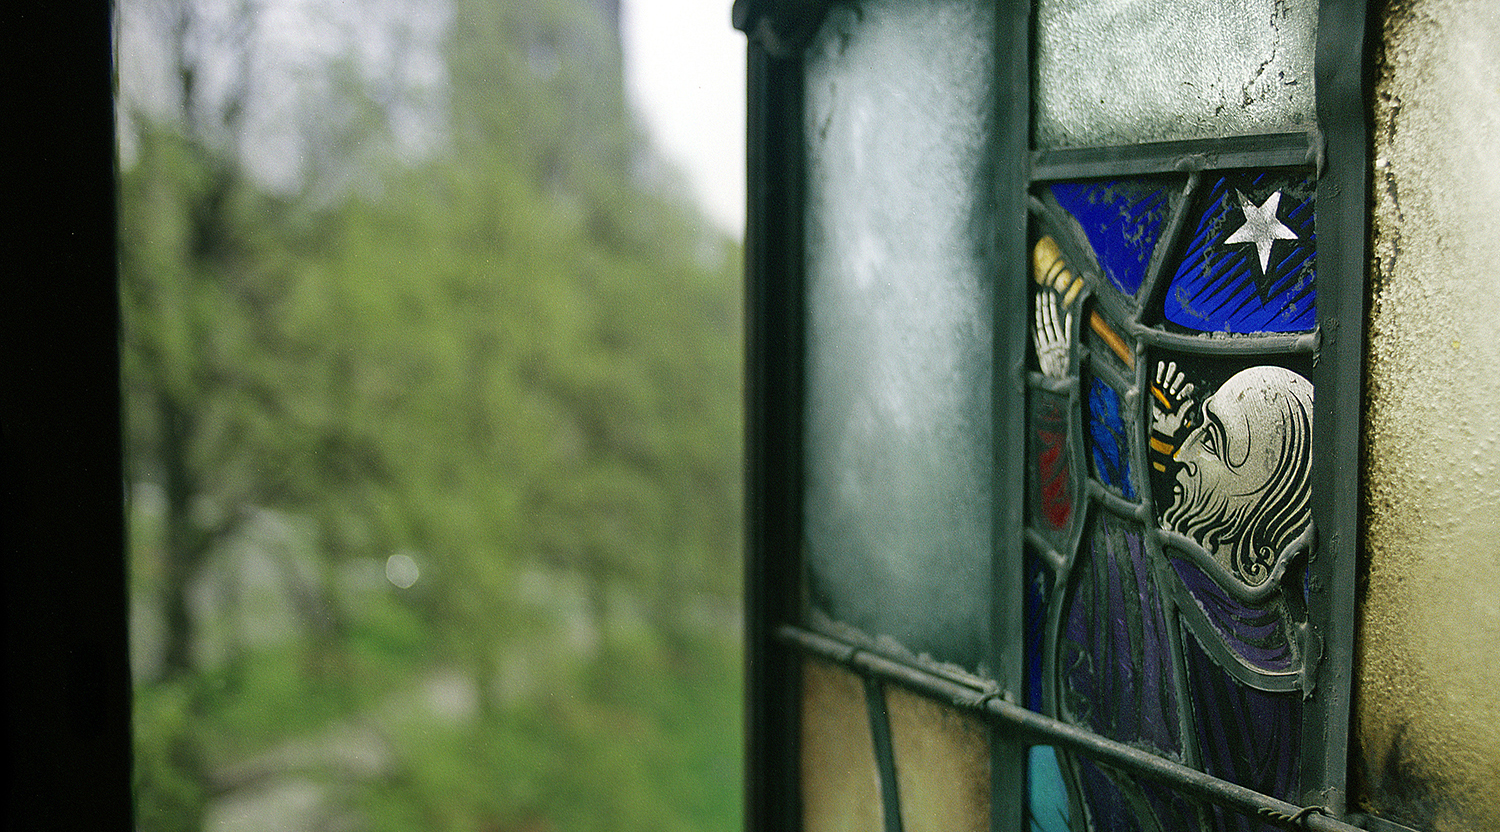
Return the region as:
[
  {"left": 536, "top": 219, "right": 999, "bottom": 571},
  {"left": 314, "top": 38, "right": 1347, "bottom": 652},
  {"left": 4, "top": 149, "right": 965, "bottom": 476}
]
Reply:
[{"left": 1162, "top": 366, "right": 1313, "bottom": 585}]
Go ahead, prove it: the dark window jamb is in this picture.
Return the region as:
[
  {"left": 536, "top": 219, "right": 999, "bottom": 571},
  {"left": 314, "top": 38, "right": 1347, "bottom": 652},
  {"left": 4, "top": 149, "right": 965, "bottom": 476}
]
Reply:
[
  {"left": 4, "top": 1, "right": 134, "bottom": 827},
  {"left": 740, "top": 20, "right": 811, "bottom": 832}
]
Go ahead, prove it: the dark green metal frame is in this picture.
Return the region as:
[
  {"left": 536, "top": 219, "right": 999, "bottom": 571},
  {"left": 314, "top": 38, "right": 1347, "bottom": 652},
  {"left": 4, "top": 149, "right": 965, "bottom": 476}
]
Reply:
[{"left": 736, "top": 0, "right": 1379, "bottom": 829}]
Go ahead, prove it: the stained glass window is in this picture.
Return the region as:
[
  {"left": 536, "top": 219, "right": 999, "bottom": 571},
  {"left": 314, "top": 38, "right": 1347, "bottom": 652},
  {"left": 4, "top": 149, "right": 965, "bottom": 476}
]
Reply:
[
  {"left": 737, "top": 0, "right": 1371, "bottom": 829},
  {"left": 1027, "top": 169, "right": 1321, "bottom": 830}
]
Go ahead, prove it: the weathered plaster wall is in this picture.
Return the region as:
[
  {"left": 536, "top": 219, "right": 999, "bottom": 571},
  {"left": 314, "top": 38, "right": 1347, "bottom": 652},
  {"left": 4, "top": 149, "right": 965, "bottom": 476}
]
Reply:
[{"left": 1359, "top": 1, "right": 1500, "bottom": 828}]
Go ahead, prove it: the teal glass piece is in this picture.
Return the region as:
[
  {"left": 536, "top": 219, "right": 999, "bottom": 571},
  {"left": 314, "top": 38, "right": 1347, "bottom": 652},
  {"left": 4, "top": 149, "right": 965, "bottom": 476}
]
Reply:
[
  {"left": 1027, "top": 746, "right": 1070, "bottom": 832},
  {"left": 1034, "top": 0, "right": 1318, "bottom": 149},
  {"left": 801, "top": 0, "right": 995, "bottom": 669}
]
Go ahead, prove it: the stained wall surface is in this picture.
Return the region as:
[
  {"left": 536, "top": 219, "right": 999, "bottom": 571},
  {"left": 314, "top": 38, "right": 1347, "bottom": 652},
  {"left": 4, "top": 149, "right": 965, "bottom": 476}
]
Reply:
[{"left": 1359, "top": 1, "right": 1500, "bottom": 829}]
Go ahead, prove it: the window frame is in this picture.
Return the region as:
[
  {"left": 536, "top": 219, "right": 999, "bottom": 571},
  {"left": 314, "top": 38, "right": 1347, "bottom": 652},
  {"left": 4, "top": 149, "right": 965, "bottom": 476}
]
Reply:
[
  {"left": 4, "top": 0, "right": 135, "bottom": 827},
  {"left": 734, "top": 0, "right": 1375, "bottom": 829}
]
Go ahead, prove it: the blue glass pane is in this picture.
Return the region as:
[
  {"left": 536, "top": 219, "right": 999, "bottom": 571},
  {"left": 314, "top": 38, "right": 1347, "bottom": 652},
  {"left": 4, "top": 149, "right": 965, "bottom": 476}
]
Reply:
[
  {"left": 1164, "top": 172, "right": 1315, "bottom": 333},
  {"left": 1087, "top": 378, "right": 1136, "bottom": 500},
  {"left": 1051, "top": 179, "right": 1172, "bottom": 297},
  {"left": 1025, "top": 552, "right": 1051, "bottom": 712}
]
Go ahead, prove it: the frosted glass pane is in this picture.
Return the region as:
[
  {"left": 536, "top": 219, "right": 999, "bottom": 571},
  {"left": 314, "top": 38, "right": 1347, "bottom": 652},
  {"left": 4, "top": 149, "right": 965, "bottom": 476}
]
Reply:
[
  {"left": 802, "top": 0, "right": 994, "bottom": 671},
  {"left": 802, "top": 659, "right": 884, "bottom": 832},
  {"left": 885, "top": 685, "right": 990, "bottom": 832},
  {"left": 1035, "top": 0, "right": 1318, "bottom": 148}
]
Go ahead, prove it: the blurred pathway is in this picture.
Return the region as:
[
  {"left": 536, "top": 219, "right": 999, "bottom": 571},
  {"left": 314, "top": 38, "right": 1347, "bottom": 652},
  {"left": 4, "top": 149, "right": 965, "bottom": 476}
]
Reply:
[{"left": 205, "top": 669, "right": 479, "bottom": 831}]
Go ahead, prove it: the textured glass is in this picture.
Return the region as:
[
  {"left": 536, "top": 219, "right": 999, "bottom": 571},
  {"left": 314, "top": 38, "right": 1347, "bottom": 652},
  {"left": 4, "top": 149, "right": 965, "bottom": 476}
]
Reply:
[
  {"left": 801, "top": 659, "right": 883, "bottom": 832},
  {"left": 1171, "top": 556, "right": 1296, "bottom": 674},
  {"left": 1050, "top": 179, "right": 1172, "bottom": 297},
  {"left": 1084, "top": 307, "right": 1136, "bottom": 374},
  {"left": 1085, "top": 377, "right": 1136, "bottom": 500},
  {"left": 802, "top": 0, "right": 995, "bottom": 669},
  {"left": 1164, "top": 173, "right": 1316, "bottom": 334},
  {"left": 1028, "top": 391, "right": 1076, "bottom": 537},
  {"left": 885, "top": 686, "right": 990, "bottom": 832},
  {"left": 1060, "top": 512, "right": 1179, "bottom": 755},
  {"left": 1075, "top": 756, "right": 1201, "bottom": 832},
  {"left": 1034, "top": 0, "right": 1319, "bottom": 148},
  {"left": 1360, "top": 2, "right": 1500, "bottom": 828}
]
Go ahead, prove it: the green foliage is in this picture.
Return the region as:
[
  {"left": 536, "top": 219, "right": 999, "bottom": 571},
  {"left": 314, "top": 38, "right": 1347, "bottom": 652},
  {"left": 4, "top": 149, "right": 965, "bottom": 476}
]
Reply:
[
  {"left": 134, "top": 678, "right": 209, "bottom": 832},
  {"left": 361, "top": 630, "right": 743, "bottom": 832},
  {"left": 121, "top": 0, "right": 743, "bottom": 828}
]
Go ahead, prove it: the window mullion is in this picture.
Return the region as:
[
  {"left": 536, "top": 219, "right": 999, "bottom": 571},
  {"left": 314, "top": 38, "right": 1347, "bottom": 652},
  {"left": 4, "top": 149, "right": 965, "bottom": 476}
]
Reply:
[
  {"left": 990, "top": 1, "right": 1032, "bottom": 831},
  {"left": 1300, "top": 0, "right": 1371, "bottom": 815}
]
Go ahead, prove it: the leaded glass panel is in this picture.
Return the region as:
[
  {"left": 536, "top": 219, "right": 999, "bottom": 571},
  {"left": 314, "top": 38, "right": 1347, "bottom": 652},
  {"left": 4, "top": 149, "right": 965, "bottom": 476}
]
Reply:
[
  {"left": 1027, "top": 168, "right": 1320, "bottom": 830},
  {"left": 885, "top": 686, "right": 991, "bottom": 832},
  {"left": 1159, "top": 173, "right": 1317, "bottom": 334},
  {"left": 801, "top": 658, "right": 885, "bottom": 832}
]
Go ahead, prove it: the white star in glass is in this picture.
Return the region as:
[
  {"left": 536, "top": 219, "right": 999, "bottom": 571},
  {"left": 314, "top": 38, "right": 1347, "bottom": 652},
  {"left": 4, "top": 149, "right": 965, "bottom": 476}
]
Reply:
[{"left": 1224, "top": 190, "right": 1299, "bottom": 275}]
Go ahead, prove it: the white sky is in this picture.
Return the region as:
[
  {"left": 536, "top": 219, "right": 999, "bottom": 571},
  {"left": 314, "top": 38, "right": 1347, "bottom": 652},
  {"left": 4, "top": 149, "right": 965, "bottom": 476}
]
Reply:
[
  {"left": 622, "top": 0, "right": 746, "bottom": 238},
  {"left": 118, "top": 0, "right": 748, "bottom": 235}
]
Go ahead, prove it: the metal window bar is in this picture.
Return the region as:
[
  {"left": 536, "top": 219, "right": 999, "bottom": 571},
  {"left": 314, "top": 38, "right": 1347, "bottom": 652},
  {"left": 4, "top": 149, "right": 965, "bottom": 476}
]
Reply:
[{"left": 781, "top": 624, "right": 1378, "bottom": 832}]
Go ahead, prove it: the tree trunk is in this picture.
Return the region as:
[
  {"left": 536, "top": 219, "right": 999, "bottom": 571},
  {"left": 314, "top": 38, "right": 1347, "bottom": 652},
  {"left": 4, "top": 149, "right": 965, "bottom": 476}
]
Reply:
[{"left": 157, "top": 394, "right": 210, "bottom": 680}]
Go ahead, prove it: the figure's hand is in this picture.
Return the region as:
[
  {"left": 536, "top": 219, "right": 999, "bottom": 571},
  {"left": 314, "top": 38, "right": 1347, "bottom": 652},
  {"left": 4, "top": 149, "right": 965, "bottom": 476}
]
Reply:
[
  {"left": 1152, "top": 360, "right": 1195, "bottom": 436},
  {"left": 1034, "top": 291, "right": 1072, "bottom": 378}
]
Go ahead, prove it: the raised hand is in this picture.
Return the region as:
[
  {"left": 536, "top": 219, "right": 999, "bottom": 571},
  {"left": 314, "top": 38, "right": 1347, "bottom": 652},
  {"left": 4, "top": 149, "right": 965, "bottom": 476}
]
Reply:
[
  {"left": 1033, "top": 290, "right": 1072, "bottom": 379},
  {"left": 1152, "top": 360, "right": 1195, "bottom": 437}
]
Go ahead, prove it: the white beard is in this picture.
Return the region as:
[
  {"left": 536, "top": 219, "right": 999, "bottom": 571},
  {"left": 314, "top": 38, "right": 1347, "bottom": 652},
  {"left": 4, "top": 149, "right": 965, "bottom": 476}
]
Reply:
[{"left": 1162, "top": 466, "right": 1271, "bottom": 583}]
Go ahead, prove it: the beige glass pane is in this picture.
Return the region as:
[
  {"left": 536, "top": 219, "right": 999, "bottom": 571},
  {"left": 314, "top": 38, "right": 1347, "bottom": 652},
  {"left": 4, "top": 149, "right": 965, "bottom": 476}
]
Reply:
[
  {"left": 885, "top": 684, "right": 990, "bottom": 832},
  {"left": 1359, "top": 2, "right": 1500, "bottom": 830},
  {"left": 802, "top": 659, "right": 883, "bottom": 832}
]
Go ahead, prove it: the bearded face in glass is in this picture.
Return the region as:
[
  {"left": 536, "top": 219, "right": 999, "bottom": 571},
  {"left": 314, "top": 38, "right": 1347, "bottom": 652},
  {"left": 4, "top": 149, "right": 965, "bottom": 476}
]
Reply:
[{"left": 1162, "top": 366, "right": 1314, "bottom": 586}]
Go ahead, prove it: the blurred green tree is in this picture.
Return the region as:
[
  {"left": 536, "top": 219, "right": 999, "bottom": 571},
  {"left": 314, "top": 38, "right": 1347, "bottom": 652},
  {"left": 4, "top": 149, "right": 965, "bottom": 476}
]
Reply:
[{"left": 121, "top": 0, "right": 743, "bottom": 828}]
